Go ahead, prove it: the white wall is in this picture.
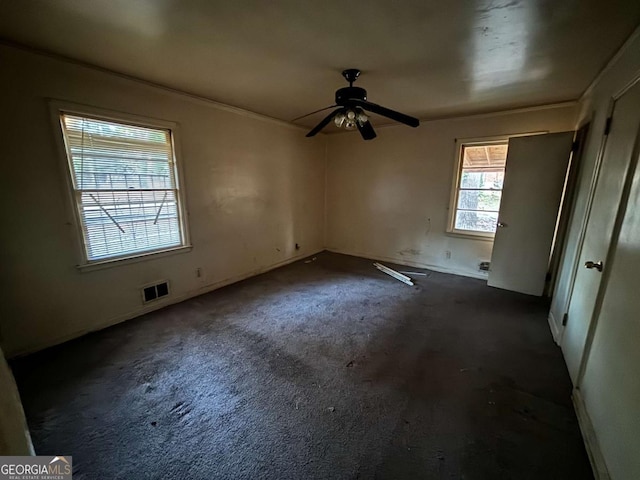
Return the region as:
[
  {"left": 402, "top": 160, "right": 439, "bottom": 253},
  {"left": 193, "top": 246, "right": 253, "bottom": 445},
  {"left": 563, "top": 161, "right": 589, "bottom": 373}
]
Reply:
[
  {"left": 549, "top": 29, "right": 640, "bottom": 480},
  {"left": 0, "top": 347, "right": 34, "bottom": 455},
  {"left": 325, "top": 106, "right": 577, "bottom": 278},
  {"left": 0, "top": 45, "right": 326, "bottom": 357}
]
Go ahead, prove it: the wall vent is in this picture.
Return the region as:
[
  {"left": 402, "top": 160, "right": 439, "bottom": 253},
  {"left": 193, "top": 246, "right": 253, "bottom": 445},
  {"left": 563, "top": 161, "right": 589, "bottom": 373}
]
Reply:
[{"left": 142, "top": 281, "right": 170, "bottom": 304}]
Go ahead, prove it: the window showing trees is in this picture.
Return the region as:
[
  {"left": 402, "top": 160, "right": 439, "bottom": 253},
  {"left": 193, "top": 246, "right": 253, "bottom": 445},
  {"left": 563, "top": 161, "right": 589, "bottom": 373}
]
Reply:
[
  {"left": 60, "top": 113, "right": 187, "bottom": 262},
  {"left": 451, "top": 142, "right": 508, "bottom": 235}
]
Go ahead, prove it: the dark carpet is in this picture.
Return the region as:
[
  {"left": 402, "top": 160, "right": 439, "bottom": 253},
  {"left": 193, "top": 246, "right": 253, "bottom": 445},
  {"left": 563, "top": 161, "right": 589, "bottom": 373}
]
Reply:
[{"left": 12, "top": 252, "right": 592, "bottom": 479}]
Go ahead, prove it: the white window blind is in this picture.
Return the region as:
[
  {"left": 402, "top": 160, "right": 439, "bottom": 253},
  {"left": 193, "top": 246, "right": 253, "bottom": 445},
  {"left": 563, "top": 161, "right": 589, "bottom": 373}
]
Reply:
[{"left": 60, "top": 113, "right": 185, "bottom": 262}]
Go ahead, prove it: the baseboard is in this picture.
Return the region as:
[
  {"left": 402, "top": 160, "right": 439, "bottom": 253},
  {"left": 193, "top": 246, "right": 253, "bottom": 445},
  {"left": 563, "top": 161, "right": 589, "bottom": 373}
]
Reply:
[
  {"left": 572, "top": 388, "right": 610, "bottom": 480},
  {"left": 548, "top": 312, "right": 560, "bottom": 345},
  {"left": 7, "top": 249, "right": 325, "bottom": 358},
  {"left": 326, "top": 248, "right": 490, "bottom": 280}
]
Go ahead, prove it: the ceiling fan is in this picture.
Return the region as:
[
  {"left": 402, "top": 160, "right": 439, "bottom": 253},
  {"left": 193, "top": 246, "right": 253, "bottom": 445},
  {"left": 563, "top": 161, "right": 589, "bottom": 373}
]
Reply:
[{"left": 293, "top": 69, "right": 420, "bottom": 140}]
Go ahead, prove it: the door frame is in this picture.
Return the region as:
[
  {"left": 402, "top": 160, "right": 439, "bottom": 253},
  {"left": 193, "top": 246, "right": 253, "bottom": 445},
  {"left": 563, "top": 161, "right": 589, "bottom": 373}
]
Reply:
[
  {"left": 575, "top": 77, "right": 640, "bottom": 387},
  {"left": 568, "top": 73, "right": 640, "bottom": 480},
  {"left": 557, "top": 72, "right": 640, "bottom": 346},
  {"left": 553, "top": 108, "right": 613, "bottom": 344},
  {"left": 545, "top": 122, "right": 590, "bottom": 297}
]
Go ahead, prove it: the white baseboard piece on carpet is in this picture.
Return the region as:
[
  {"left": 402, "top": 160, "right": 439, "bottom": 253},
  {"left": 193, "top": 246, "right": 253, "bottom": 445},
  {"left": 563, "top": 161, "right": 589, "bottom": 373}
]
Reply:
[
  {"left": 326, "top": 248, "right": 489, "bottom": 280},
  {"left": 547, "top": 312, "right": 560, "bottom": 345},
  {"left": 572, "top": 388, "right": 610, "bottom": 480}
]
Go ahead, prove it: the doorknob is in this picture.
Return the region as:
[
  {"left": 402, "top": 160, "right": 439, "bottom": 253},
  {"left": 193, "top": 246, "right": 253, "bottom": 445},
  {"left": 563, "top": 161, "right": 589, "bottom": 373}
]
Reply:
[
  {"left": 497, "top": 222, "right": 507, "bottom": 228},
  {"left": 584, "top": 260, "right": 603, "bottom": 272}
]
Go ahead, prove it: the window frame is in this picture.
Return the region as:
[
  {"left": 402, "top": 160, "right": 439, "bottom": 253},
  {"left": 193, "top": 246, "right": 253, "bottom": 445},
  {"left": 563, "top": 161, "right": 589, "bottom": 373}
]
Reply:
[
  {"left": 447, "top": 136, "right": 510, "bottom": 240},
  {"left": 447, "top": 132, "right": 548, "bottom": 240},
  {"left": 50, "top": 101, "right": 192, "bottom": 270}
]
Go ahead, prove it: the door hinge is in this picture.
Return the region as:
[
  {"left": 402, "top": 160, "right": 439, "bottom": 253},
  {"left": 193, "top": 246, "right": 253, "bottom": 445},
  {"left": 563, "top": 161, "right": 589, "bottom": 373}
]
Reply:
[
  {"left": 604, "top": 117, "right": 613, "bottom": 135},
  {"left": 562, "top": 313, "right": 569, "bottom": 326}
]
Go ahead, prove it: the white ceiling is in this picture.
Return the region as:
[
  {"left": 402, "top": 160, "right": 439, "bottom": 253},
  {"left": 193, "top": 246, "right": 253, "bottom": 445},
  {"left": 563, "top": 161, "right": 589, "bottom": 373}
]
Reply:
[{"left": 1, "top": 0, "right": 639, "bottom": 130}]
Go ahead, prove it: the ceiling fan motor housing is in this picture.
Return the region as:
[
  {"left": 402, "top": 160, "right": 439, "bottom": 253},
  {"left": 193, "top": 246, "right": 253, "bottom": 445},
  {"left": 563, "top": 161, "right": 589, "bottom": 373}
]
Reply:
[{"left": 335, "top": 86, "right": 367, "bottom": 105}]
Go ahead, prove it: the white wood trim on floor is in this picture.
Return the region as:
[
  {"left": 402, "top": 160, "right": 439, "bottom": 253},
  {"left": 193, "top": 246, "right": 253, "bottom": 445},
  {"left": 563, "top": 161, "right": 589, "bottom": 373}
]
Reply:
[
  {"left": 326, "top": 248, "right": 490, "bottom": 280},
  {"left": 572, "top": 388, "right": 611, "bottom": 480},
  {"left": 8, "top": 249, "right": 325, "bottom": 358}
]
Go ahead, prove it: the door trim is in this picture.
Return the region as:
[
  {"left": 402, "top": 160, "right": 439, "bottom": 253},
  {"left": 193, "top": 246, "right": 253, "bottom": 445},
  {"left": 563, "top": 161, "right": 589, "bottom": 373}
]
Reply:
[
  {"left": 557, "top": 72, "right": 640, "bottom": 342},
  {"left": 547, "top": 311, "right": 561, "bottom": 345},
  {"left": 546, "top": 123, "right": 590, "bottom": 298},
  {"left": 575, "top": 108, "right": 640, "bottom": 387},
  {"left": 573, "top": 388, "right": 611, "bottom": 480},
  {"left": 557, "top": 105, "right": 613, "bottom": 343}
]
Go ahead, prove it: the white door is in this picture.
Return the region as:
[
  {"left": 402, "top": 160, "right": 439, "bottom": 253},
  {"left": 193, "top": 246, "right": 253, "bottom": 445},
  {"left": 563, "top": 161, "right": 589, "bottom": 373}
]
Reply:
[
  {"left": 577, "top": 121, "right": 640, "bottom": 480},
  {"left": 488, "top": 132, "right": 574, "bottom": 296},
  {"left": 562, "top": 80, "right": 640, "bottom": 383}
]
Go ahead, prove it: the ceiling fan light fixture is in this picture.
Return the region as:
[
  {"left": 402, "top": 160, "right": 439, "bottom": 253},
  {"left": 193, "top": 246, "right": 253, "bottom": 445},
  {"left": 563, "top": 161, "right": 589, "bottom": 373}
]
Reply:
[
  {"left": 344, "top": 120, "right": 357, "bottom": 130},
  {"left": 356, "top": 111, "right": 368, "bottom": 126},
  {"left": 334, "top": 108, "right": 366, "bottom": 131},
  {"left": 303, "top": 69, "right": 419, "bottom": 140}
]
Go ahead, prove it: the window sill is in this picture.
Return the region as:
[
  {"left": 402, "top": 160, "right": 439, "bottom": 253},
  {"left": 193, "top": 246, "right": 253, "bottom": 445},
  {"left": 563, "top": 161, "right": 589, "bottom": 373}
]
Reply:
[
  {"left": 76, "top": 245, "right": 193, "bottom": 272},
  {"left": 446, "top": 230, "right": 495, "bottom": 242}
]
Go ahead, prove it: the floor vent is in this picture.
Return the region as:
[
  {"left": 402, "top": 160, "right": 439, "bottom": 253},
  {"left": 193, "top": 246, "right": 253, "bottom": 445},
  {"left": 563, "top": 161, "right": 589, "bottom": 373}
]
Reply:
[{"left": 142, "top": 281, "right": 170, "bottom": 304}]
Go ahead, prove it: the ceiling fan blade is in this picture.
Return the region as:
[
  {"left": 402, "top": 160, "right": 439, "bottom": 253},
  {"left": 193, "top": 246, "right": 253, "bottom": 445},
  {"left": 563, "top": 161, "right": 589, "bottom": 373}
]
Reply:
[
  {"left": 306, "top": 109, "right": 342, "bottom": 137},
  {"left": 290, "top": 105, "right": 337, "bottom": 123},
  {"left": 350, "top": 99, "right": 419, "bottom": 128},
  {"left": 357, "top": 120, "right": 377, "bottom": 140}
]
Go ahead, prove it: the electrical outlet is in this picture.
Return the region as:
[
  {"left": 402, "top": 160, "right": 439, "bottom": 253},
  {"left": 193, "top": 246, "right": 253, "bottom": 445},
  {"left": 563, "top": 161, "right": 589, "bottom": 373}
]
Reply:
[
  {"left": 445, "top": 250, "right": 451, "bottom": 259},
  {"left": 196, "top": 267, "right": 203, "bottom": 278}
]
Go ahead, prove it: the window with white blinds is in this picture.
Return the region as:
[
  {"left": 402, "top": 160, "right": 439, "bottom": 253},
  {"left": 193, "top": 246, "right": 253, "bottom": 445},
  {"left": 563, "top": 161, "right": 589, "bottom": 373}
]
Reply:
[{"left": 60, "top": 113, "right": 187, "bottom": 263}]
